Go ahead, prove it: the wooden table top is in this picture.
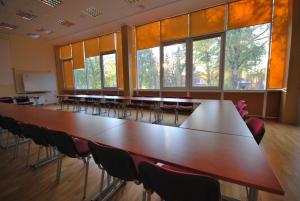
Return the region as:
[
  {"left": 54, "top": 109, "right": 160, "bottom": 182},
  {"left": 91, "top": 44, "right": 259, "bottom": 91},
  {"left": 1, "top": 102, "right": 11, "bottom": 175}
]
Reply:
[
  {"left": 57, "top": 94, "right": 202, "bottom": 104},
  {"left": 0, "top": 102, "right": 284, "bottom": 195},
  {"left": 90, "top": 121, "right": 283, "bottom": 195},
  {"left": 180, "top": 100, "right": 253, "bottom": 138}
]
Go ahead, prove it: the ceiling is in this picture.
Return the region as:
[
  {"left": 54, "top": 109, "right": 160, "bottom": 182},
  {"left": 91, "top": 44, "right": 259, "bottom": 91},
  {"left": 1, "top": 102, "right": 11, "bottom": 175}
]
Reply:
[{"left": 0, "top": 0, "right": 226, "bottom": 45}]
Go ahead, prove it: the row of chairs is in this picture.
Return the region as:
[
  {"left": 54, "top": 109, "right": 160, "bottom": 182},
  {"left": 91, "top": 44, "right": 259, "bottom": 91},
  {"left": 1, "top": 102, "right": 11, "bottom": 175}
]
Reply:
[
  {"left": 236, "top": 100, "right": 265, "bottom": 145},
  {"left": 59, "top": 96, "right": 195, "bottom": 125},
  {"left": 0, "top": 96, "right": 34, "bottom": 105},
  {"left": 0, "top": 114, "right": 222, "bottom": 201}
]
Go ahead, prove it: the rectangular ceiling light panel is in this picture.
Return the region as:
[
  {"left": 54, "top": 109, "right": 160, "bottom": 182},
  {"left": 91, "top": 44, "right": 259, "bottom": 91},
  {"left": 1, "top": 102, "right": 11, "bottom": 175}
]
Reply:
[{"left": 39, "top": 0, "right": 62, "bottom": 8}]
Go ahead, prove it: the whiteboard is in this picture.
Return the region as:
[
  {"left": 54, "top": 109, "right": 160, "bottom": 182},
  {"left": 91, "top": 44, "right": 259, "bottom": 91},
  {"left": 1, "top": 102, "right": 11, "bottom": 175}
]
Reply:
[{"left": 23, "top": 72, "right": 56, "bottom": 92}]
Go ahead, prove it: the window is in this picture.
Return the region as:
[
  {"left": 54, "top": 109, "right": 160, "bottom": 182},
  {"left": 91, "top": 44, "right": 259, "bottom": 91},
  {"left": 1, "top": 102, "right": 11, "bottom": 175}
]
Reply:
[
  {"left": 224, "top": 23, "right": 271, "bottom": 90},
  {"left": 86, "top": 56, "right": 101, "bottom": 89},
  {"left": 74, "top": 68, "right": 87, "bottom": 89},
  {"left": 102, "top": 53, "right": 117, "bottom": 88},
  {"left": 137, "top": 47, "right": 160, "bottom": 89},
  {"left": 163, "top": 43, "right": 186, "bottom": 88},
  {"left": 192, "top": 37, "right": 221, "bottom": 87}
]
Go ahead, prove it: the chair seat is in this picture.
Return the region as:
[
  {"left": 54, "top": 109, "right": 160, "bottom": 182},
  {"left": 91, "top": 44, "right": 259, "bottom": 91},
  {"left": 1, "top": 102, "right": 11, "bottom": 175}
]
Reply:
[
  {"left": 74, "top": 139, "right": 90, "bottom": 157},
  {"left": 160, "top": 105, "right": 177, "bottom": 110}
]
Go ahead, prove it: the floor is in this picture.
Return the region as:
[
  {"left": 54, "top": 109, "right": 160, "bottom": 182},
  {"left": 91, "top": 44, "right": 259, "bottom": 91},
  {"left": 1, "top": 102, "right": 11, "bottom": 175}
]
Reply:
[{"left": 0, "top": 104, "right": 299, "bottom": 201}]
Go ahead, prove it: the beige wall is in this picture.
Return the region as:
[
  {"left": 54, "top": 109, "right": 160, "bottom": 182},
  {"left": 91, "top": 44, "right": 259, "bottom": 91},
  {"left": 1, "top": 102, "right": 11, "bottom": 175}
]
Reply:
[{"left": 0, "top": 33, "right": 56, "bottom": 97}]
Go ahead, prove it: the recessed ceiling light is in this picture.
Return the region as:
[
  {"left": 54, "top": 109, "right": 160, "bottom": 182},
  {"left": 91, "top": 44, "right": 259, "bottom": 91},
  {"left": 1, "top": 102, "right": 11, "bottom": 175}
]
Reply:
[
  {"left": 16, "top": 10, "right": 37, "bottom": 21},
  {"left": 82, "top": 6, "right": 102, "bottom": 18},
  {"left": 39, "top": 0, "right": 62, "bottom": 8},
  {"left": 0, "top": 22, "right": 17, "bottom": 30},
  {"left": 57, "top": 19, "right": 74, "bottom": 27},
  {"left": 27, "top": 33, "right": 40, "bottom": 39}
]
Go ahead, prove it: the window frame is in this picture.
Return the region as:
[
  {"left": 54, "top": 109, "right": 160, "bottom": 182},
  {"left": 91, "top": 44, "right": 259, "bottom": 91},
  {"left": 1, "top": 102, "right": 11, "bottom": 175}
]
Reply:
[
  {"left": 189, "top": 33, "right": 225, "bottom": 91},
  {"left": 161, "top": 39, "right": 189, "bottom": 91},
  {"left": 100, "top": 50, "right": 118, "bottom": 90}
]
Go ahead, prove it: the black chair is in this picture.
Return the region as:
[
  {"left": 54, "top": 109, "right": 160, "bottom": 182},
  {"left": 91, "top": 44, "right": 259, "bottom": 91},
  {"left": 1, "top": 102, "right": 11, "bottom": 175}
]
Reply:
[
  {"left": 139, "top": 161, "right": 221, "bottom": 201},
  {"left": 160, "top": 97, "right": 178, "bottom": 125},
  {"left": 15, "top": 96, "right": 33, "bottom": 105},
  {"left": 48, "top": 130, "right": 90, "bottom": 199},
  {"left": 88, "top": 141, "right": 150, "bottom": 200}
]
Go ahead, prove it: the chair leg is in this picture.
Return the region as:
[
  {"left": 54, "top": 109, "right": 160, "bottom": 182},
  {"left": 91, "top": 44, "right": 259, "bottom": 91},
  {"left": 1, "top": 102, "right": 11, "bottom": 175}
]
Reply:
[
  {"left": 146, "top": 191, "right": 152, "bottom": 201},
  {"left": 26, "top": 140, "right": 31, "bottom": 167},
  {"left": 13, "top": 136, "right": 20, "bottom": 159},
  {"left": 82, "top": 156, "right": 90, "bottom": 200},
  {"left": 56, "top": 155, "right": 63, "bottom": 183}
]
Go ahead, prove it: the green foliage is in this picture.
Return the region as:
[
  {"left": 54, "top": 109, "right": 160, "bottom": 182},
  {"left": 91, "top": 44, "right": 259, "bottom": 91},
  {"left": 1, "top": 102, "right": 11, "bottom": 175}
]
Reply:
[
  {"left": 137, "top": 47, "right": 160, "bottom": 89},
  {"left": 225, "top": 23, "right": 270, "bottom": 89},
  {"left": 103, "top": 53, "right": 117, "bottom": 88}
]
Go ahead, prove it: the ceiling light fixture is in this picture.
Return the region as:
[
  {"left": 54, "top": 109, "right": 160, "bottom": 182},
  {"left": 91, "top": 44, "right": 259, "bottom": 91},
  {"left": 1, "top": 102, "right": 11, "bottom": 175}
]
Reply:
[
  {"left": 27, "top": 33, "right": 40, "bottom": 39},
  {"left": 39, "top": 0, "right": 62, "bottom": 8},
  {"left": 82, "top": 6, "right": 102, "bottom": 18},
  {"left": 16, "top": 10, "right": 37, "bottom": 20},
  {"left": 57, "top": 19, "right": 74, "bottom": 27},
  {"left": 0, "top": 22, "right": 17, "bottom": 30}
]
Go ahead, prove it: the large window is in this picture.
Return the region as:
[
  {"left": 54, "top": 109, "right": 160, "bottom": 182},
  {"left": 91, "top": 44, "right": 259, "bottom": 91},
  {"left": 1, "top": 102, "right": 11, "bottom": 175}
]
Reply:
[
  {"left": 74, "top": 56, "right": 101, "bottom": 90},
  {"left": 137, "top": 47, "right": 160, "bottom": 89},
  {"left": 102, "top": 53, "right": 117, "bottom": 88},
  {"left": 163, "top": 43, "right": 186, "bottom": 88},
  {"left": 74, "top": 68, "right": 87, "bottom": 89},
  {"left": 224, "top": 23, "right": 271, "bottom": 90},
  {"left": 86, "top": 56, "right": 101, "bottom": 89},
  {"left": 192, "top": 37, "right": 221, "bottom": 87}
]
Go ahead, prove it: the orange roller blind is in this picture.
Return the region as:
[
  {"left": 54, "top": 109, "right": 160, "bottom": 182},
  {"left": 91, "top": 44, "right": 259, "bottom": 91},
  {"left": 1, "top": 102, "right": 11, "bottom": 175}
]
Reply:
[
  {"left": 161, "top": 14, "right": 189, "bottom": 41},
  {"left": 132, "top": 28, "right": 137, "bottom": 89},
  {"left": 136, "top": 22, "right": 160, "bottom": 50},
  {"left": 99, "top": 33, "right": 116, "bottom": 53},
  {"left": 72, "top": 42, "right": 85, "bottom": 69},
  {"left": 117, "top": 32, "right": 124, "bottom": 89},
  {"left": 63, "top": 60, "right": 74, "bottom": 89},
  {"left": 59, "top": 45, "right": 72, "bottom": 60},
  {"left": 269, "top": 0, "right": 289, "bottom": 88},
  {"left": 228, "top": 0, "right": 273, "bottom": 29},
  {"left": 190, "top": 5, "right": 225, "bottom": 36},
  {"left": 84, "top": 38, "right": 99, "bottom": 58}
]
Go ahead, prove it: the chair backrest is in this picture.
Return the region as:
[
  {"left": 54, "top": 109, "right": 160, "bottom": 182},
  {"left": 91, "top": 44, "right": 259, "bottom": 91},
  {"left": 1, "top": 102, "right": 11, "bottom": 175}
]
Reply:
[
  {"left": 163, "top": 97, "right": 177, "bottom": 106},
  {"left": 139, "top": 161, "right": 221, "bottom": 201},
  {"left": 239, "top": 109, "right": 248, "bottom": 121},
  {"left": 236, "top": 100, "right": 247, "bottom": 111},
  {"left": 47, "top": 130, "right": 79, "bottom": 158},
  {"left": 88, "top": 141, "right": 139, "bottom": 181},
  {"left": 2, "top": 117, "right": 22, "bottom": 136},
  {"left": 246, "top": 118, "right": 265, "bottom": 144},
  {"left": 22, "top": 123, "right": 49, "bottom": 146},
  {"left": 15, "top": 96, "right": 30, "bottom": 103},
  {"left": 179, "top": 96, "right": 193, "bottom": 107}
]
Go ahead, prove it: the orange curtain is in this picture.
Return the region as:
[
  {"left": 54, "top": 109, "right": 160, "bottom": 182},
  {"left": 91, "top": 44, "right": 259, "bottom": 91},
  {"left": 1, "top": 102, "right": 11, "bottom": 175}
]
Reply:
[
  {"left": 269, "top": 0, "right": 289, "bottom": 88},
  {"left": 136, "top": 22, "right": 160, "bottom": 50},
  {"left": 99, "top": 33, "right": 116, "bottom": 53},
  {"left": 190, "top": 5, "right": 226, "bottom": 36},
  {"left": 63, "top": 60, "right": 74, "bottom": 89},
  {"left": 72, "top": 42, "right": 85, "bottom": 69},
  {"left": 117, "top": 32, "right": 124, "bottom": 89},
  {"left": 84, "top": 38, "right": 99, "bottom": 58},
  {"left": 161, "top": 14, "right": 189, "bottom": 41},
  {"left": 59, "top": 45, "right": 72, "bottom": 60},
  {"left": 132, "top": 28, "right": 137, "bottom": 89},
  {"left": 228, "top": 0, "right": 273, "bottom": 29}
]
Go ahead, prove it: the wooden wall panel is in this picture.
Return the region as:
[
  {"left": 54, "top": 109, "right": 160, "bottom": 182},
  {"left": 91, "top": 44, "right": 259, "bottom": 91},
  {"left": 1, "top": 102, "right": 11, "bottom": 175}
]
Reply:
[
  {"left": 224, "top": 92, "right": 264, "bottom": 116},
  {"left": 135, "top": 91, "right": 160, "bottom": 97},
  {"left": 190, "top": 92, "right": 221, "bottom": 99},
  {"left": 266, "top": 91, "right": 281, "bottom": 118},
  {"left": 161, "top": 91, "right": 187, "bottom": 98}
]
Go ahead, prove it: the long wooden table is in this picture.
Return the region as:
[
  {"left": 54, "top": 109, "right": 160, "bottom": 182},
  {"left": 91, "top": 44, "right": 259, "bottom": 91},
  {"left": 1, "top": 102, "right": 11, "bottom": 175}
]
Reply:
[
  {"left": 0, "top": 102, "right": 284, "bottom": 201},
  {"left": 180, "top": 100, "right": 253, "bottom": 137}
]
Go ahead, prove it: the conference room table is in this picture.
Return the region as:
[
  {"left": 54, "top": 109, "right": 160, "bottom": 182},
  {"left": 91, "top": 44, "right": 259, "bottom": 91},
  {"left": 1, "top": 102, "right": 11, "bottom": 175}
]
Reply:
[{"left": 0, "top": 102, "right": 284, "bottom": 201}]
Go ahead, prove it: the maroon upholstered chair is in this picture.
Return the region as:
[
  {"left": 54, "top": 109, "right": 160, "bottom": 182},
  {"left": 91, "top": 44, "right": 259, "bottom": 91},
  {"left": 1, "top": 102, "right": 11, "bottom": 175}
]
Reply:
[
  {"left": 236, "top": 100, "right": 247, "bottom": 111},
  {"left": 246, "top": 117, "right": 265, "bottom": 144},
  {"left": 239, "top": 109, "right": 249, "bottom": 121},
  {"left": 138, "top": 161, "right": 221, "bottom": 201}
]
